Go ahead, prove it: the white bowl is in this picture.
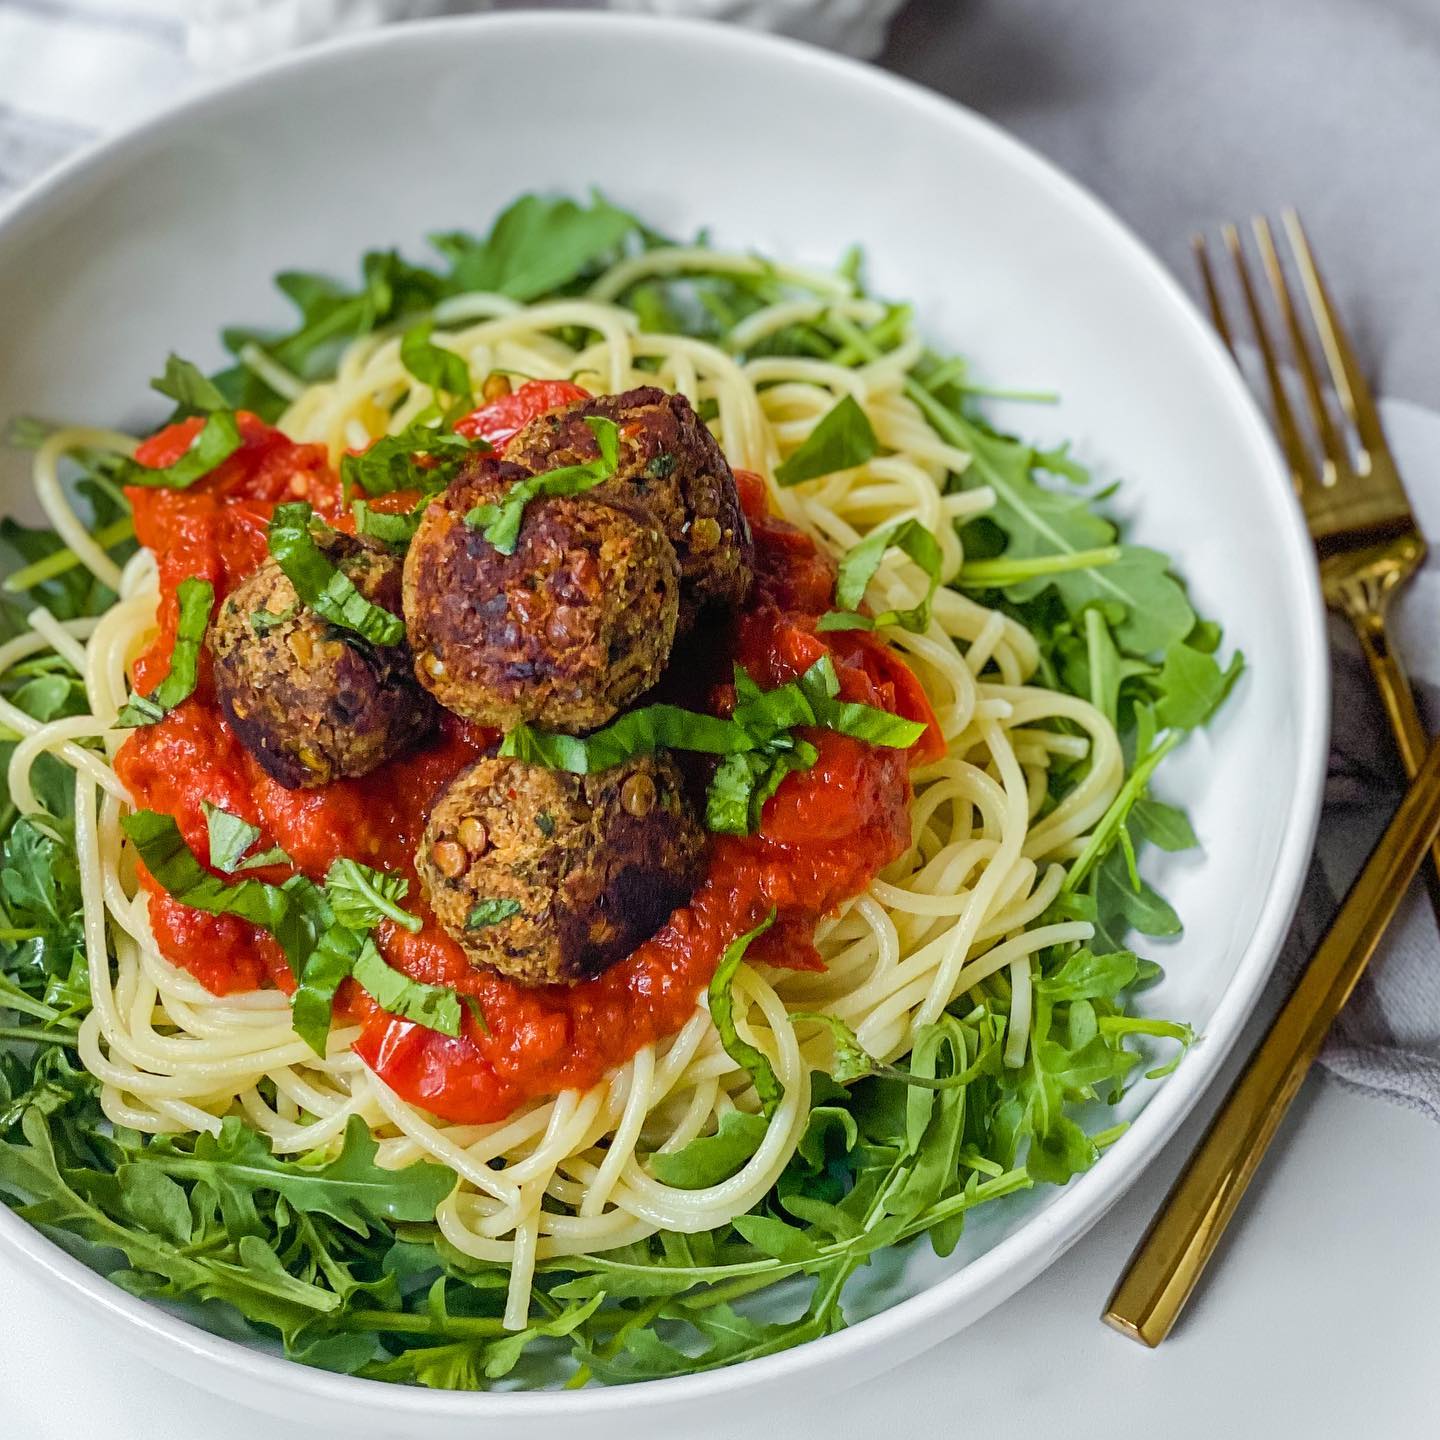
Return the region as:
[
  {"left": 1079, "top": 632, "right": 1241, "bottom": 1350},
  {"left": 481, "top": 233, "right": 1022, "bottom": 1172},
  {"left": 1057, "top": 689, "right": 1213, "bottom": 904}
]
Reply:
[{"left": 0, "top": 13, "right": 1328, "bottom": 1437}]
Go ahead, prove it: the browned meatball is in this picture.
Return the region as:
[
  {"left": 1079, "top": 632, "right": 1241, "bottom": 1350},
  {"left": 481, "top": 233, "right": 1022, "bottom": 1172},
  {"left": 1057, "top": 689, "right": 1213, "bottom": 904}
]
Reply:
[
  {"left": 417, "top": 754, "right": 705, "bottom": 985},
  {"left": 505, "top": 387, "right": 753, "bottom": 630},
  {"left": 402, "top": 457, "right": 679, "bottom": 733},
  {"left": 210, "top": 537, "right": 435, "bottom": 789}
]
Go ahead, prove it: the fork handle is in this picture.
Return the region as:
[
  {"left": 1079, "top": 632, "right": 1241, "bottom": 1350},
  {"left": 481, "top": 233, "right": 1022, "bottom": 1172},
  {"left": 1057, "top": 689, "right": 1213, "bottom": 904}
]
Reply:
[
  {"left": 1350, "top": 613, "right": 1440, "bottom": 904},
  {"left": 1103, "top": 733, "right": 1440, "bottom": 1346}
]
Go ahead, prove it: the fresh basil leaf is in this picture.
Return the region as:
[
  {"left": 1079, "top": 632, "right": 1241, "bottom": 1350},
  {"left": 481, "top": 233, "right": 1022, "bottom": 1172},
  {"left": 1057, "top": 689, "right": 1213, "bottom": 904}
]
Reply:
[
  {"left": 351, "top": 940, "right": 462, "bottom": 1038},
  {"left": 323, "top": 858, "right": 422, "bottom": 934},
  {"left": 430, "top": 193, "right": 639, "bottom": 302},
  {"left": 150, "top": 354, "right": 227, "bottom": 416},
  {"left": 121, "top": 809, "right": 294, "bottom": 937},
  {"left": 290, "top": 918, "right": 358, "bottom": 1057},
  {"left": 339, "top": 423, "right": 488, "bottom": 500},
  {"left": 466, "top": 898, "right": 521, "bottom": 930},
  {"left": 114, "top": 577, "right": 214, "bottom": 727},
  {"left": 774, "top": 394, "right": 877, "bottom": 487},
  {"left": 249, "top": 603, "right": 297, "bottom": 635},
  {"left": 707, "top": 911, "right": 783, "bottom": 1118},
  {"left": 352, "top": 497, "right": 430, "bottom": 548},
  {"left": 465, "top": 415, "right": 620, "bottom": 555},
  {"left": 499, "top": 705, "right": 750, "bottom": 774},
  {"left": 266, "top": 503, "right": 404, "bottom": 646},
  {"left": 400, "top": 322, "right": 474, "bottom": 408},
  {"left": 201, "top": 801, "right": 263, "bottom": 875},
  {"left": 704, "top": 740, "right": 816, "bottom": 837},
  {"left": 124, "top": 412, "right": 242, "bottom": 490},
  {"left": 818, "top": 517, "right": 942, "bottom": 634}
]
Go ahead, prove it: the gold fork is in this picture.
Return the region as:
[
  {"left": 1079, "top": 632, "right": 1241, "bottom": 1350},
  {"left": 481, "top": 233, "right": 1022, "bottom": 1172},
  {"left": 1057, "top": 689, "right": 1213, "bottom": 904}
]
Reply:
[{"left": 1194, "top": 211, "right": 1440, "bottom": 907}]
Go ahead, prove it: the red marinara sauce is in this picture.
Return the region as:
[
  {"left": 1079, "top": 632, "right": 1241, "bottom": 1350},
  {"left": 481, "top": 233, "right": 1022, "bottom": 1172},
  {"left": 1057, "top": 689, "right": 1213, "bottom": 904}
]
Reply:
[{"left": 115, "top": 401, "right": 944, "bottom": 1124}]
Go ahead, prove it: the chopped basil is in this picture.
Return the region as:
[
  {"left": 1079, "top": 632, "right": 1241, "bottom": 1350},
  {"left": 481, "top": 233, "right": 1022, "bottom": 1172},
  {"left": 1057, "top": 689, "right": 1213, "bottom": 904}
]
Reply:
[
  {"left": 113, "top": 577, "right": 214, "bottom": 727},
  {"left": 249, "top": 603, "right": 297, "bottom": 635},
  {"left": 266, "top": 502, "right": 404, "bottom": 647},
  {"left": 707, "top": 910, "right": 783, "bottom": 1117},
  {"left": 339, "top": 421, "right": 489, "bottom": 500},
  {"left": 324, "top": 858, "right": 422, "bottom": 934},
  {"left": 351, "top": 941, "right": 462, "bottom": 1037},
  {"left": 121, "top": 809, "right": 305, "bottom": 955},
  {"left": 151, "top": 354, "right": 228, "bottom": 416},
  {"left": 467, "top": 898, "right": 522, "bottom": 930},
  {"left": 499, "top": 704, "right": 750, "bottom": 774},
  {"left": 351, "top": 496, "right": 431, "bottom": 548},
  {"left": 400, "top": 321, "right": 474, "bottom": 409},
  {"left": 124, "top": 411, "right": 242, "bottom": 490},
  {"left": 290, "top": 916, "right": 364, "bottom": 1057},
  {"left": 202, "top": 801, "right": 264, "bottom": 874},
  {"left": 502, "top": 654, "right": 922, "bottom": 836},
  {"left": 817, "top": 517, "right": 943, "bottom": 634},
  {"left": 774, "top": 394, "right": 877, "bottom": 487},
  {"left": 464, "top": 415, "right": 620, "bottom": 555},
  {"left": 463, "top": 994, "right": 491, "bottom": 1036}
]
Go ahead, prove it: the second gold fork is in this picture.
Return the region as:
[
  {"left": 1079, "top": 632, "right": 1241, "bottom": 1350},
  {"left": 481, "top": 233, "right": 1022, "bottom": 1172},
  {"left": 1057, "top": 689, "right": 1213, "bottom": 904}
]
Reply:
[{"left": 1195, "top": 210, "right": 1439, "bottom": 906}]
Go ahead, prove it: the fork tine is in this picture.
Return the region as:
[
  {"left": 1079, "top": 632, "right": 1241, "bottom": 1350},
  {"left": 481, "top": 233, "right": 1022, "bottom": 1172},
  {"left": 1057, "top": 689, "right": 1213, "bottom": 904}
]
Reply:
[
  {"left": 1252, "top": 216, "right": 1347, "bottom": 487},
  {"left": 1282, "top": 209, "right": 1394, "bottom": 472},
  {"left": 1218, "top": 223, "right": 1315, "bottom": 493},
  {"left": 1192, "top": 233, "right": 1236, "bottom": 355}
]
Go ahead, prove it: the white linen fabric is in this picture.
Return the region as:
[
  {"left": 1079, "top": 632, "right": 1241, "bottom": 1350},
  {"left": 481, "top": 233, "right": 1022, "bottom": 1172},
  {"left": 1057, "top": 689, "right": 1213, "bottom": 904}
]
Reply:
[{"left": 4, "top": 0, "right": 1440, "bottom": 1123}]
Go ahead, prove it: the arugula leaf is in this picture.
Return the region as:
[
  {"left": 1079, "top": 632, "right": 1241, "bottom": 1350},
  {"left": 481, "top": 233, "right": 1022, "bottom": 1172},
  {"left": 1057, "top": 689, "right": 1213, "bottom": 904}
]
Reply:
[
  {"left": 400, "top": 321, "right": 474, "bottom": 408},
  {"left": 707, "top": 911, "right": 783, "bottom": 1117},
  {"left": 817, "top": 517, "right": 942, "bottom": 634},
  {"left": 774, "top": 394, "right": 877, "bottom": 487},
  {"left": 1152, "top": 640, "right": 1244, "bottom": 731},
  {"left": 123, "top": 412, "right": 242, "bottom": 490},
  {"left": 323, "top": 858, "right": 422, "bottom": 934},
  {"left": 351, "top": 940, "right": 462, "bottom": 1038},
  {"left": 339, "top": 423, "right": 487, "bottom": 500},
  {"left": 465, "top": 416, "right": 621, "bottom": 555},
  {"left": 113, "top": 577, "right": 214, "bottom": 728},
  {"left": 647, "top": 1111, "right": 770, "bottom": 1189},
  {"left": 266, "top": 503, "right": 404, "bottom": 646},
  {"left": 430, "top": 193, "right": 638, "bottom": 301},
  {"left": 151, "top": 354, "right": 227, "bottom": 416},
  {"left": 467, "top": 898, "right": 521, "bottom": 930}
]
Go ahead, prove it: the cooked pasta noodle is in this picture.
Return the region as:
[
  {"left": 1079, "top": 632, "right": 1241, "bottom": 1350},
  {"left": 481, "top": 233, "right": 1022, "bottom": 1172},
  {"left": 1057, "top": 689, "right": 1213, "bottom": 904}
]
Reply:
[{"left": 5, "top": 261, "right": 1123, "bottom": 1331}]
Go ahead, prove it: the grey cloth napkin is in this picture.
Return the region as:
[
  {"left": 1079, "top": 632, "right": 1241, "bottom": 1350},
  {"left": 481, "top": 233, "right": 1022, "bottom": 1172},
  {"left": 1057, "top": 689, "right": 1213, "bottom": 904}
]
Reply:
[{"left": 6, "top": 0, "right": 1440, "bottom": 1122}]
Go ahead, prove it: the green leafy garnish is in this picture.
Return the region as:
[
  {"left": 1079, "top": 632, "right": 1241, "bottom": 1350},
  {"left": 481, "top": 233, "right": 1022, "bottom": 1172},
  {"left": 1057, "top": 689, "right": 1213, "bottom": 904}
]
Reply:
[
  {"left": 466, "top": 899, "right": 521, "bottom": 930},
  {"left": 340, "top": 423, "right": 488, "bottom": 500},
  {"left": 266, "top": 503, "right": 404, "bottom": 646},
  {"left": 324, "top": 859, "right": 422, "bottom": 934},
  {"left": 351, "top": 941, "right": 462, "bottom": 1037},
  {"left": 151, "top": 354, "right": 227, "bottom": 416},
  {"left": 124, "top": 411, "right": 242, "bottom": 490},
  {"left": 464, "top": 415, "right": 620, "bottom": 555},
  {"left": 774, "top": 394, "right": 877, "bottom": 487},
  {"left": 400, "top": 321, "right": 474, "bottom": 409},
  {"left": 113, "top": 576, "right": 214, "bottom": 727},
  {"left": 500, "top": 705, "right": 749, "bottom": 774},
  {"left": 201, "top": 801, "right": 283, "bottom": 874},
  {"left": 818, "top": 517, "right": 942, "bottom": 634},
  {"left": 707, "top": 911, "right": 783, "bottom": 1117},
  {"left": 249, "top": 603, "right": 298, "bottom": 635},
  {"left": 352, "top": 497, "right": 430, "bottom": 548}
]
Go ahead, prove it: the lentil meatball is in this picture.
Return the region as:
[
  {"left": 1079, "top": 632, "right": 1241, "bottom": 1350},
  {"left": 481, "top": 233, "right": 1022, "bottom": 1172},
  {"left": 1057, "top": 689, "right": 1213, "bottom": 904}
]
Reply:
[
  {"left": 418, "top": 754, "right": 705, "bottom": 985},
  {"left": 505, "top": 386, "right": 753, "bottom": 629},
  {"left": 402, "top": 457, "right": 679, "bottom": 733},
  {"left": 210, "top": 536, "right": 436, "bottom": 789}
]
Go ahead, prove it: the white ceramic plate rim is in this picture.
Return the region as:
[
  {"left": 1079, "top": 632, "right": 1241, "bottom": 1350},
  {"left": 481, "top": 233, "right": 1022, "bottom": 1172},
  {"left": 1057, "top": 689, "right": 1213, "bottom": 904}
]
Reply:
[{"left": 0, "top": 10, "right": 1330, "bottom": 1418}]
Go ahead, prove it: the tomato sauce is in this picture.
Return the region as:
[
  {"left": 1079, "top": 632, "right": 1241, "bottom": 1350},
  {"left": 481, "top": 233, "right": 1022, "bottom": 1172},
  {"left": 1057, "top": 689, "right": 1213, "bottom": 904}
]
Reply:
[{"left": 115, "top": 409, "right": 942, "bottom": 1125}]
